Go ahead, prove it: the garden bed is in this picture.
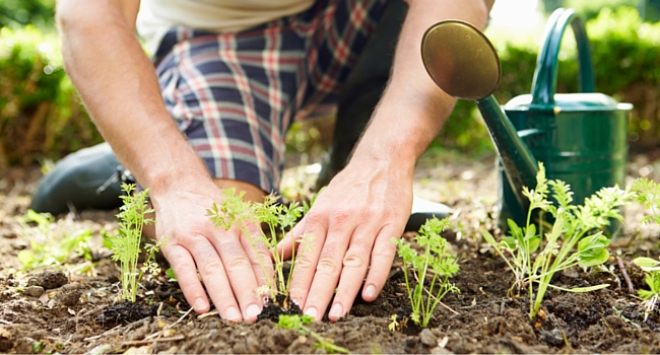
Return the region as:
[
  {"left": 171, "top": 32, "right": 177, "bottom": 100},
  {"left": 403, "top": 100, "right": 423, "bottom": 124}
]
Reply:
[{"left": 1, "top": 150, "right": 660, "bottom": 354}]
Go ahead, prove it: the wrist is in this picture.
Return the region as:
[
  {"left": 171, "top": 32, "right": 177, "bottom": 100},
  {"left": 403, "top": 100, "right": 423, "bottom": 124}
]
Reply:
[
  {"left": 141, "top": 146, "right": 213, "bottom": 200},
  {"left": 349, "top": 102, "right": 445, "bottom": 173}
]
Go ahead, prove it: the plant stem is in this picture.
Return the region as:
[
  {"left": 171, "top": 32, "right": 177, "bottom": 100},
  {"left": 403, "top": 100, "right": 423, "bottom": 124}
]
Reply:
[{"left": 237, "top": 223, "right": 276, "bottom": 301}]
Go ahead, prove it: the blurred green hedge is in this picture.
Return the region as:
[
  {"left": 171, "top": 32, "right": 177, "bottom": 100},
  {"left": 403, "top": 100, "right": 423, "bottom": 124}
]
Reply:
[
  {"left": 438, "top": 7, "right": 660, "bottom": 154},
  {"left": 2, "top": 7, "right": 660, "bottom": 167},
  {"left": 0, "top": 26, "right": 102, "bottom": 168}
]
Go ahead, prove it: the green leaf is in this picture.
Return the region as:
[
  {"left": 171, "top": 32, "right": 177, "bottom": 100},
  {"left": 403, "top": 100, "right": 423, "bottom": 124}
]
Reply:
[
  {"left": 507, "top": 219, "right": 523, "bottom": 242},
  {"left": 577, "top": 234, "right": 610, "bottom": 266},
  {"left": 500, "top": 236, "right": 517, "bottom": 249},
  {"left": 547, "top": 283, "right": 610, "bottom": 292},
  {"left": 578, "top": 248, "right": 609, "bottom": 267},
  {"left": 638, "top": 289, "right": 656, "bottom": 300},
  {"left": 524, "top": 224, "right": 540, "bottom": 253},
  {"left": 32, "top": 340, "right": 44, "bottom": 354},
  {"left": 633, "top": 257, "right": 660, "bottom": 271},
  {"left": 480, "top": 230, "right": 498, "bottom": 248},
  {"left": 165, "top": 268, "right": 177, "bottom": 282}
]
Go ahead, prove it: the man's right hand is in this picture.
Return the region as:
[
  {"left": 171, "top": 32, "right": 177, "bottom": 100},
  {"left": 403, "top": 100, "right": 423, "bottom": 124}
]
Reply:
[
  {"left": 56, "top": 0, "right": 272, "bottom": 321},
  {"left": 150, "top": 178, "right": 271, "bottom": 322}
]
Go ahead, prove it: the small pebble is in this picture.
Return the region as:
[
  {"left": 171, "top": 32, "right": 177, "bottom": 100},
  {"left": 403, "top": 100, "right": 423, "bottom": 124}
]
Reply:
[
  {"left": 420, "top": 328, "right": 438, "bottom": 347},
  {"left": 24, "top": 286, "right": 44, "bottom": 297}
]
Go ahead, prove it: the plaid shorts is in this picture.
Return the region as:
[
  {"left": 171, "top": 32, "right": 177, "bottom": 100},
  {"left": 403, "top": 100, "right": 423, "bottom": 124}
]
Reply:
[{"left": 154, "top": 0, "right": 389, "bottom": 193}]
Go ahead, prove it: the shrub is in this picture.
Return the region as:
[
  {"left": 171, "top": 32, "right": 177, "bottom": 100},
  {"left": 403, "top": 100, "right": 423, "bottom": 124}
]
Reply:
[
  {"left": 0, "top": 26, "right": 102, "bottom": 168},
  {"left": 4, "top": 7, "right": 660, "bottom": 165}
]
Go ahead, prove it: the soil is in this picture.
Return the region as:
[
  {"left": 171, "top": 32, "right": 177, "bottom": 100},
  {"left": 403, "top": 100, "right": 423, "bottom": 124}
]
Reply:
[{"left": 2, "top": 149, "right": 660, "bottom": 354}]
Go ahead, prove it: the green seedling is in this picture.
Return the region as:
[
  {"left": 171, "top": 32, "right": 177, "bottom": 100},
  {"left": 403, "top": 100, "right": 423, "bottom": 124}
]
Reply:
[
  {"left": 277, "top": 314, "right": 349, "bottom": 354},
  {"left": 107, "top": 183, "right": 161, "bottom": 302},
  {"left": 17, "top": 209, "right": 92, "bottom": 271},
  {"left": 388, "top": 314, "right": 400, "bottom": 332},
  {"left": 632, "top": 257, "right": 660, "bottom": 321},
  {"left": 631, "top": 178, "right": 660, "bottom": 321},
  {"left": 633, "top": 178, "right": 660, "bottom": 224},
  {"left": 208, "top": 188, "right": 312, "bottom": 302},
  {"left": 393, "top": 217, "right": 460, "bottom": 327},
  {"left": 483, "top": 163, "right": 632, "bottom": 319}
]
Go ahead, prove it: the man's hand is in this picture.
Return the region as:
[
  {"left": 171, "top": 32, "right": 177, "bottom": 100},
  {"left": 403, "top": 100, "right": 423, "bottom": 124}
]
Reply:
[
  {"left": 57, "top": 0, "right": 273, "bottom": 321},
  {"left": 279, "top": 0, "right": 492, "bottom": 321},
  {"left": 280, "top": 156, "right": 413, "bottom": 321},
  {"left": 151, "top": 178, "right": 271, "bottom": 322}
]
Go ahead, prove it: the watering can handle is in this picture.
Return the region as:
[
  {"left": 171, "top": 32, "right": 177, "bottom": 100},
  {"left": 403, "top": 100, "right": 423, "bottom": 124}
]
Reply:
[{"left": 530, "top": 8, "right": 596, "bottom": 106}]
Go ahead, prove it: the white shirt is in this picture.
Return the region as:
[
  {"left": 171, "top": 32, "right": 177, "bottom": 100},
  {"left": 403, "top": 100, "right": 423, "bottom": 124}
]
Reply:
[{"left": 137, "top": 0, "right": 315, "bottom": 54}]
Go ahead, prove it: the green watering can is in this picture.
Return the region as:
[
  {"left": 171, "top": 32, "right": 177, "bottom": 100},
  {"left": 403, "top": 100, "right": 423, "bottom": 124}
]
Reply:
[{"left": 420, "top": 8, "right": 632, "bottom": 230}]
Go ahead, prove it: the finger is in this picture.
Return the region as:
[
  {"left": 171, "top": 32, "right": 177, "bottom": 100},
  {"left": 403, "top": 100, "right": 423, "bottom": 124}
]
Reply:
[
  {"left": 239, "top": 223, "right": 275, "bottom": 293},
  {"left": 188, "top": 235, "right": 244, "bottom": 322},
  {"left": 326, "top": 226, "right": 378, "bottom": 322},
  {"left": 214, "top": 228, "right": 264, "bottom": 322},
  {"left": 162, "top": 244, "right": 210, "bottom": 314},
  {"left": 362, "top": 225, "right": 401, "bottom": 302},
  {"left": 276, "top": 217, "right": 306, "bottom": 261},
  {"left": 297, "top": 213, "right": 356, "bottom": 321},
  {"left": 286, "top": 213, "right": 328, "bottom": 313}
]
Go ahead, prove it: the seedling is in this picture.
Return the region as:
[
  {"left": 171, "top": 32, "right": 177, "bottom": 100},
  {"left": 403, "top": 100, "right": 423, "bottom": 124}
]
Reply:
[
  {"left": 632, "top": 178, "right": 660, "bottom": 224},
  {"left": 17, "top": 209, "right": 92, "bottom": 271},
  {"left": 208, "top": 189, "right": 311, "bottom": 302},
  {"left": 632, "top": 257, "right": 660, "bottom": 321},
  {"left": 393, "top": 217, "right": 460, "bottom": 327},
  {"left": 277, "top": 314, "right": 349, "bottom": 354},
  {"left": 483, "top": 163, "right": 632, "bottom": 319},
  {"left": 631, "top": 178, "right": 660, "bottom": 321},
  {"left": 107, "top": 183, "right": 160, "bottom": 302},
  {"left": 388, "top": 314, "right": 400, "bottom": 332}
]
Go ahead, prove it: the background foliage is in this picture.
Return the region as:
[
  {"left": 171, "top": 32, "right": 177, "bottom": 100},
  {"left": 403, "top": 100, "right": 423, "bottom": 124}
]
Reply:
[
  {"left": 2, "top": 3, "right": 660, "bottom": 166},
  {"left": 0, "top": 26, "right": 101, "bottom": 168},
  {"left": 0, "top": 0, "right": 54, "bottom": 29},
  {"left": 437, "top": 6, "right": 660, "bottom": 155}
]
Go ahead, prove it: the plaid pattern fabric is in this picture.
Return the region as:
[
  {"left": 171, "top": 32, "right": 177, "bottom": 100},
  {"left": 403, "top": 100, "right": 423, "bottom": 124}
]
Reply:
[{"left": 155, "top": 0, "right": 388, "bottom": 193}]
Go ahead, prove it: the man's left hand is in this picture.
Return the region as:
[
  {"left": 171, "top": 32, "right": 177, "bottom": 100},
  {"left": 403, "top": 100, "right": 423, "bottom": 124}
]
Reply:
[{"left": 279, "top": 157, "right": 413, "bottom": 321}]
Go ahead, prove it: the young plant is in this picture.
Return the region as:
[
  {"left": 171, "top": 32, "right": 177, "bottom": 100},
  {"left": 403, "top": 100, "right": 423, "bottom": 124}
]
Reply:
[
  {"left": 632, "top": 257, "right": 660, "bottom": 321},
  {"left": 631, "top": 178, "right": 660, "bottom": 321},
  {"left": 17, "top": 209, "right": 92, "bottom": 271},
  {"left": 393, "top": 217, "right": 460, "bottom": 327},
  {"left": 632, "top": 177, "right": 660, "bottom": 224},
  {"left": 108, "top": 183, "right": 158, "bottom": 302},
  {"left": 483, "top": 163, "right": 633, "bottom": 319},
  {"left": 208, "top": 189, "right": 310, "bottom": 302},
  {"left": 277, "top": 314, "right": 349, "bottom": 354}
]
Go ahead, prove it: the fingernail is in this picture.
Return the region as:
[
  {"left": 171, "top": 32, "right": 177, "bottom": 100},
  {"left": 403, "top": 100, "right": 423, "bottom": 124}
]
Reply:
[
  {"left": 193, "top": 298, "right": 207, "bottom": 312},
  {"left": 364, "top": 285, "right": 377, "bottom": 299},
  {"left": 226, "top": 306, "right": 242, "bottom": 321},
  {"left": 246, "top": 304, "right": 261, "bottom": 319},
  {"left": 304, "top": 307, "right": 318, "bottom": 319},
  {"left": 329, "top": 303, "right": 343, "bottom": 320}
]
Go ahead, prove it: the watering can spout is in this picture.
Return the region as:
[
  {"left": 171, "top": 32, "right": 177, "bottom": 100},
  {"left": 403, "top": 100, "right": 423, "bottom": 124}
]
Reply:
[{"left": 421, "top": 20, "right": 539, "bottom": 214}]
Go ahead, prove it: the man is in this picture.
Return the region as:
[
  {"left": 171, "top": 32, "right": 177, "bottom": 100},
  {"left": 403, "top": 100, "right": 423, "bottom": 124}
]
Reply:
[{"left": 46, "top": 0, "right": 493, "bottom": 323}]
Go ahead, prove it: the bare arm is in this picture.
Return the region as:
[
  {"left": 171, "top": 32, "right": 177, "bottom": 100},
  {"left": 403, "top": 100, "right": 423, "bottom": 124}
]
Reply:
[
  {"left": 286, "top": 0, "right": 494, "bottom": 321},
  {"left": 354, "top": 0, "right": 493, "bottom": 166},
  {"left": 57, "top": 0, "right": 207, "bottom": 194},
  {"left": 57, "top": 0, "right": 270, "bottom": 322}
]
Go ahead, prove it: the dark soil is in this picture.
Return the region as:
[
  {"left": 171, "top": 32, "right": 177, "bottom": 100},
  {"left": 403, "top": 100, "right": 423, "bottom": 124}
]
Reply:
[{"left": 1, "top": 150, "right": 660, "bottom": 353}]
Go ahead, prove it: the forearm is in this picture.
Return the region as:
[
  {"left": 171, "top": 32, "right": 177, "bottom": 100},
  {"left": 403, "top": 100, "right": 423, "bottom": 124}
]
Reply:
[
  {"left": 350, "top": 0, "right": 493, "bottom": 170},
  {"left": 57, "top": 0, "right": 210, "bottom": 195}
]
